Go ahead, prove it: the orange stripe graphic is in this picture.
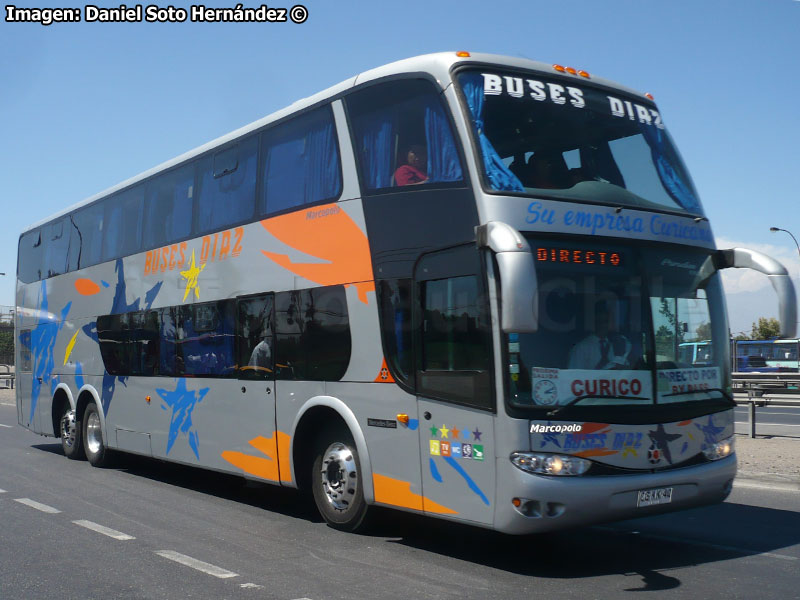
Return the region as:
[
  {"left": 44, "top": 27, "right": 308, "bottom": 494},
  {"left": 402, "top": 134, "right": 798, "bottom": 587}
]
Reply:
[
  {"left": 260, "top": 204, "right": 375, "bottom": 304},
  {"left": 221, "top": 431, "right": 292, "bottom": 483},
  {"left": 373, "top": 473, "right": 458, "bottom": 515},
  {"left": 75, "top": 279, "right": 101, "bottom": 296}
]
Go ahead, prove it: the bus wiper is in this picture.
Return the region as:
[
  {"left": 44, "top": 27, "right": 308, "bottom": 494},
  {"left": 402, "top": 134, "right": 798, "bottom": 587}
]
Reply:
[
  {"left": 662, "top": 387, "right": 735, "bottom": 406},
  {"left": 546, "top": 395, "right": 650, "bottom": 418}
]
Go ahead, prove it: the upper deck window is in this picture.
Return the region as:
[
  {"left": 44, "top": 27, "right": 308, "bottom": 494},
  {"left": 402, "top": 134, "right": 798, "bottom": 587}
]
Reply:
[
  {"left": 456, "top": 69, "right": 703, "bottom": 216},
  {"left": 346, "top": 79, "right": 463, "bottom": 192}
]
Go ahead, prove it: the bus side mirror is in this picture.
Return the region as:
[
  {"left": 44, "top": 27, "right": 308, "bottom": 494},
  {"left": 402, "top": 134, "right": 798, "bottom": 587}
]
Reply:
[
  {"left": 715, "top": 247, "right": 797, "bottom": 338},
  {"left": 477, "top": 222, "right": 538, "bottom": 333}
]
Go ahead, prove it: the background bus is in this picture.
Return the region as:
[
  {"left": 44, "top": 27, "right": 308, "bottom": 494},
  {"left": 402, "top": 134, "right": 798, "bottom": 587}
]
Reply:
[
  {"left": 15, "top": 52, "right": 796, "bottom": 535},
  {"left": 733, "top": 339, "right": 800, "bottom": 372}
]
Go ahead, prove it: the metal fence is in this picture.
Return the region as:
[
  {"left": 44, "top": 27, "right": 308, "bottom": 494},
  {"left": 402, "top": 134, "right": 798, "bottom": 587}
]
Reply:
[{"left": 732, "top": 372, "right": 800, "bottom": 437}]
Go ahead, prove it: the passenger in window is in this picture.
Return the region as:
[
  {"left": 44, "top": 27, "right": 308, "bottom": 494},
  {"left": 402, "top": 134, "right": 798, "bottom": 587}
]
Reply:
[
  {"left": 567, "top": 302, "right": 631, "bottom": 370},
  {"left": 248, "top": 336, "right": 272, "bottom": 371},
  {"left": 394, "top": 145, "right": 428, "bottom": 186}
]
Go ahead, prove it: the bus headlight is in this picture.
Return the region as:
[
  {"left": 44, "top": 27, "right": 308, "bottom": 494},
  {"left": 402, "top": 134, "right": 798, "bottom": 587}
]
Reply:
[
  {"left": 702, "top": 436, "right": 735, "bottom": 461},
  {"left": 510, "top": 452, "right": 591, "bottom": 476}
]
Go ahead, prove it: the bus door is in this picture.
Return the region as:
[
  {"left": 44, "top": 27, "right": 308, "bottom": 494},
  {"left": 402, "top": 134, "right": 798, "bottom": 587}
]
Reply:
[
  {"left": 230, "top": 293, "right": 281, "bottom": 482},
  {"left": 414, "top": 246, "right": 496, "bottom": 526}
]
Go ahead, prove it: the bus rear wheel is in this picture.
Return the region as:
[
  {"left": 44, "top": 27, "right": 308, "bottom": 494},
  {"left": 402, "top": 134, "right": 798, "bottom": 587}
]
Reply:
[
  {"left": 60, "top": 406, "right": 85, "bottom": 460},
  {"left": 311, "top": 429, "right": 369, "bottom": 532},
  {"left": 82, "top": 402, "right": 113, "bottom": 468}
]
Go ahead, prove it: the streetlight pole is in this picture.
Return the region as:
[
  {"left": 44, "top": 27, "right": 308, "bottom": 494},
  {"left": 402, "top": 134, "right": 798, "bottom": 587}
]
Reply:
[{"left": 769, "top": 227, "right": 800, "bottom": 272}]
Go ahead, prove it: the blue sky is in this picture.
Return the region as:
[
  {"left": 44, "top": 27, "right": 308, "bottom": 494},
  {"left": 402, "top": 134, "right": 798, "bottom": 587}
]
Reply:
[{"left": 2, "top": 0, "right": 798, "bottom": 334}]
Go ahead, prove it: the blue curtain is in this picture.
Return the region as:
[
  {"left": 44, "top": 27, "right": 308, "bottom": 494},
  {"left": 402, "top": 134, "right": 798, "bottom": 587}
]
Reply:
[
  {"left": 639, "top": 123, "right": 701, "bottom": 213},
  {"left": 459, "top": 73, "right": 523, "bottom": 192},
  {"left": 358, "top": 113, "right": 395, "bottom": 190},
  {"left": 424, "top": 102, "right": 463, "bottom": 183},
  {"left": 263, "top": 108, "right": 342, "bottom": 214},
  {"left": 305, "top": 120, "right": 341, "bottom": 202}
]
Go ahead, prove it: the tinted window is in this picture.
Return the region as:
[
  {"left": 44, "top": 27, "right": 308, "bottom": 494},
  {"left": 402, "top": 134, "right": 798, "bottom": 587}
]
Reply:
[
  {"left": 197, "top": 137, "right": 258, "bottom": 234},
  {"left": 260, "top": 106, "right": 341, "bottom": 215},
  {"left": 237, "top": 294, "right": 274, "bottom": 380},
  {"left": 274, "top": 286, "right": 351, "bottom": 381},
  {"left": 43, "top": 219, "right": 70, "bottom": 278},
  {"left": 377, "top": 279, "right": 413, "bottom": 385},
  {"left": 18, "top": 230, "right": 42, "bottom": 284},
  {"left": 97, "top": 311, "right": 159, "bottom": 376},
  {"left": 176, "top": 301, "right": 236, "bottom": 377},
  {"left": 143, "top": 164, "right": 194, "bottom": 249},
  {"left": 103, "top": 187, "right": 143, "bottom": 261},
  {"left": 415, "top": 247, "right": 492, "bottom": 409},
  {"left": 71, "top": 202, "right": 104, "bottom": 269},
  {"left": 347, "top": 79, "right": 463, "bottom": 192}
]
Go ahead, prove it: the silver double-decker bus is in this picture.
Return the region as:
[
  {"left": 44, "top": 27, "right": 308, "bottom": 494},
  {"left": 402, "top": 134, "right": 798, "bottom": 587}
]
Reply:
[{"left": 15, "top": 52, "right": 796, "bottom": 533}]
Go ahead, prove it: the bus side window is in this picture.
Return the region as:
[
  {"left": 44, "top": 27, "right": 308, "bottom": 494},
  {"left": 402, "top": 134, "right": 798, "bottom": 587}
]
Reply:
[
  {"left": 143, "top": 164, "right": 195, "bottom": 250},
  {"left": 237, "top": 294, "right": 274, "bottom": 380},
  {"left": 102, "top": 186, "right": 143, "bottom": 263},
  {"left": 274, "top": 286, "right": 351, "bottom": 381},
  {"left": 71, "top": 202, "right": 104, "bottom": 269},
  {"left": 260, "top": 106, "right": 342, "bottom": 216},
  {"left": 346, "top": 78, "right": 463, "bottom": 192},
  {"left": 18, "top": 230, "right": 43, "bottom": 284},
  {"left": 196, "top": 136, "right": 258, "bottom": 234},
  {"left": 377, "top": 278, "right": 413, "bottom": 386},
  {"left": 414, "top": 246, "right": 493, "bottom": 410}
]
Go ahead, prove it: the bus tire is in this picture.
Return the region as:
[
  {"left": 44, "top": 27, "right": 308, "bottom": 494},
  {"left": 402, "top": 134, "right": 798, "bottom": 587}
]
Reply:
[
  {"left": 82, "top": 402, "right": 113, "bottom": 468},
  {"left": 311, "top": 427, "right": 369, "bottom": 532},
  {"left": 60, "top": 406, "right": 85, "bottom": 460}
]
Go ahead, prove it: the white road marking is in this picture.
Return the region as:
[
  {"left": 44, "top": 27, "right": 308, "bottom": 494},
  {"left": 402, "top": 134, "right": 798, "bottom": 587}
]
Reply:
[
  {"left": 73, "top": 520, "right": 135, "bottom": 540},
  {"left": 155, "top": 550, "right": 238, "bottom": 579},
  {"left": 239, "top": 583, "right": 265, "bottom": 589},
  {"left": 0, "top": 423, "right": 13, "bottom": 428},
  {"left": 14, "top": 498, "right": 61, "bottom": 513},
  {"left": 0, "top": 488, "right": 6, "bottom": 493},
  {"left": 733, "top": 479, "right": 800, "bottom": 493}
]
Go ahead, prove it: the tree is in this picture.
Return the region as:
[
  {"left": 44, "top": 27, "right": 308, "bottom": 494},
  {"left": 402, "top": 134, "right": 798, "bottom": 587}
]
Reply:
[
  {"left": 695, "top": 322, "right": 712, "bottom": 341},
  {"left": 750, "top": 317, "right": 781, "bottom": 340}
]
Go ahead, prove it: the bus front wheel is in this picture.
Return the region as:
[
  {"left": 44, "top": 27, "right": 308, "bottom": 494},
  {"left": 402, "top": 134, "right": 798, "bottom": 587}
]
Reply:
[
  {"left": 311, "top": 428, "right": 369, "bottom": 532},
  {"left": 82, "top": 402, "right": 113, "bottom": 468}
]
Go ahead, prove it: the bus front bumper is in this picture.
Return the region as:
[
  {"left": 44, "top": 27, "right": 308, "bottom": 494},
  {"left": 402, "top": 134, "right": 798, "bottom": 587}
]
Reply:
[{"left": 493, "top": 454, "right": 736, "bottom": 534}]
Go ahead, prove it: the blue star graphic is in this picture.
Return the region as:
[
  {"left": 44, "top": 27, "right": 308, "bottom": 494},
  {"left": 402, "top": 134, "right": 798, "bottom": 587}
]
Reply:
[
  {"left": 157, "top": 379, "right": 209, "bottom": 460},
  {"left": 695, "top": 414, "right": 726, "bottom": 448}
]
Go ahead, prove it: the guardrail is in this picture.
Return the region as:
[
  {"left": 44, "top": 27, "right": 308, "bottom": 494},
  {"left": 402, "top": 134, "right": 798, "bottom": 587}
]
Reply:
[{"left": 732, "top": 372, "right": 800, "bottom": 437}]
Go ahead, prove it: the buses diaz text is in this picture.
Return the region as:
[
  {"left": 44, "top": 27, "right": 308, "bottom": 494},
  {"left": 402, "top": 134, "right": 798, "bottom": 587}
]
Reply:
[{"left": 4, "top": 4, "right": 292, "bottom": 25}]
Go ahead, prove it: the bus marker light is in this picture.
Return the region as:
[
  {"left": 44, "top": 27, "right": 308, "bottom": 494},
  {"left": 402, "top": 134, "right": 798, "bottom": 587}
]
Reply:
[
  {"left": 146, "top": 396, "right": 151, "bottom": 404},
  {"left": 456, "top": 51, "right": 471, "bottom": 57},
  {"left": 566, "top": 67, "right": 577, "bottom": 75},
  {"left": 397, "top": 413, "right": 410, "bottom": 425},
  {"left": 645, "top": 93, "right": 655, "bottom": 100},
  {"left": 553, "top": 64, "right": 566, "bottom": 73},
  {"left": 512, "top": 497, "right": 522, "bottom": 507},
  {"left": 578, "top": 70, "right": 591, "bottom": 78}
]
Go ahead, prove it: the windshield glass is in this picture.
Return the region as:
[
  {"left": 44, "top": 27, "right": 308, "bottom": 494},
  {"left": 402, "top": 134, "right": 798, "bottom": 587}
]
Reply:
[
  {"left": 457, "top": 68, "right": 704, "bottom": 216},
  {"left": 507, "top": 240, "right": 729, "bottom": 411}
]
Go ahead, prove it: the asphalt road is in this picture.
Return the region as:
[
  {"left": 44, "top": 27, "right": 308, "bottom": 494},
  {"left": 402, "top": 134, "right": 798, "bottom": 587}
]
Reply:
[
  {"left": 734, "top": 405, "right": 800, "bottom": 438},
  {"left": 1, "top": 399, "right": 799, "bottom": 600}
]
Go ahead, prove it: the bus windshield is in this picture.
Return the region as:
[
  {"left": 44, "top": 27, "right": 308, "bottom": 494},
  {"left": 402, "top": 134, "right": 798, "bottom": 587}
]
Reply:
[
  {"left": 507, "top": 240, "right": 729, "bottom": 411},
  {"left": 457, "top": 68, "right": 704, "bottom": 216}
]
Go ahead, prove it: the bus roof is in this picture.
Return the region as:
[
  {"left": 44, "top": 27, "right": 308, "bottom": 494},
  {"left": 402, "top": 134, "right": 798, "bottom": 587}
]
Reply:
[{"left": 22, "top": 51, "right": 650, "bottom": 234}]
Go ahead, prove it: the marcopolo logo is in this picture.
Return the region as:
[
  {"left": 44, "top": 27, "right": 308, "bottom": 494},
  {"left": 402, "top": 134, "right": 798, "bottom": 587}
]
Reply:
[{"left": 530, "top": 423, "right": 584, "bottom": 434}]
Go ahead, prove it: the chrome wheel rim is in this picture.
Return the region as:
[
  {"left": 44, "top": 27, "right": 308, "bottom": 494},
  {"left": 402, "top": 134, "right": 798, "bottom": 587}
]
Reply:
[
  {"left": 86, "top": 411, "right": 102, "bottom": 455},
  {"left": 320, "top": 442, "right": 358, "bottom": 512},
  {"left": 61, "top": 410, "right": 77, "bottom": 448}
]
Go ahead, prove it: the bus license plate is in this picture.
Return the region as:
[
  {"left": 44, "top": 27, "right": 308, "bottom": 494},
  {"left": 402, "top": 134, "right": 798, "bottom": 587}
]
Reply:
[{"left": 637, "top": 487, "right": 673, "bottom": 507}]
